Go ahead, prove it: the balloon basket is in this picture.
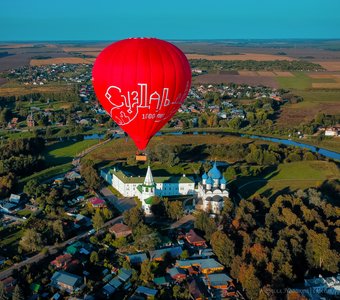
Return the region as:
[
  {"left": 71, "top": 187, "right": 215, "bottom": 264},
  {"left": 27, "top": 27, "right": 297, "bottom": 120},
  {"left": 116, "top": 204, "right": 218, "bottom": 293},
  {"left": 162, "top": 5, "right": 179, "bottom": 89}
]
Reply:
[{"left": 136, "top": 153, "right": 147, "bottom": 162}]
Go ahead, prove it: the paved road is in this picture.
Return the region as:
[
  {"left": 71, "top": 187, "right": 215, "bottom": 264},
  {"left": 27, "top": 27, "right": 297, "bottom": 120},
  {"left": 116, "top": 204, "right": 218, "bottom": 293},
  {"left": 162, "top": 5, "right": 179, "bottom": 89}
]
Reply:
[
  {"left": 170, "top": 214, "right": 196, "bottom": 229},
  {"left": 100, "top": 187, "right": 136, "bottom": 213},
  {"left": 0, "top": 215, "right": 123, "bottom": 281}
]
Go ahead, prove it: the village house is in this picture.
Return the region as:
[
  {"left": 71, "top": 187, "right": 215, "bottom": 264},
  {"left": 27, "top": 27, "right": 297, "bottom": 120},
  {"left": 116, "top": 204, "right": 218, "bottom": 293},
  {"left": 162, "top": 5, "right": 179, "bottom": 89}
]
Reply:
[
  {"left": 325, "top": 127, "right": 339, "bottom": 136},
  {"left": 89, "top": 197, "right": 106, "bottom": 208},
  {"left": 202, "top": 273, "right": 237, "bottom": 297},
  {"left": 188, "top": 277, "right": 209, "bottom": 300},
  {"left": 125, "top": 253, "right": 148, "bottom": 265},
  {"left": 185, "top": 229, "right": 207, "bottom": 247},
  {"left": 109, "top": 223, "right": 132, "bottom": 238},
  {"left": 51, "top": 254, "right": 73, "bottom": 269},
  {"left": 50, "top": 271, "right": 84, "bottom": 293},
  {"left": 149, "top": 246, "right": 183, "bottom": 261},
  {"left": 176, "top": 258, "right": 224, "bottom": 274},
  {"left": 0, "top": 276, "right": 17, "bottom": 294},
  {"left": 167, "top": 267, "right": 187, "bottom": 282}
]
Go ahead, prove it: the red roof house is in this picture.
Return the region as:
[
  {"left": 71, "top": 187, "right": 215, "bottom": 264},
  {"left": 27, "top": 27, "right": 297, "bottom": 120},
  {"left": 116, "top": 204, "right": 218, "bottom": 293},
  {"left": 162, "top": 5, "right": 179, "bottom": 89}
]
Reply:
[
  {"left": 109, "top": 223, "right": 132, "bottom": 238},
  {"left": 89, "top": 197, "right": 106, "bottom": 208},
  {"left": 51, "top": 254, "right": 73, "bottom": 269},
  {"left": 185, "top": 229, "right": 206, "bottom": 247}
]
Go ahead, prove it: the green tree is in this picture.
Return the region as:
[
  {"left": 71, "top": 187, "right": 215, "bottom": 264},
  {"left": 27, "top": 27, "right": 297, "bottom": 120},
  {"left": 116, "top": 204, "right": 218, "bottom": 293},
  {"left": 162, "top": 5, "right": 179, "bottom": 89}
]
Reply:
[
  {"left": 240, "top": 264, "right": 261, "bottom": 300},
  {"left": 80, "top": 161, "right": 100, "bottom": 191},
  {"left": 23, "top": 179, "right": 39, "bottom": 197},
  {"left": 123, "top": 207, "right": 144, "bottom": 229},
  {"left": 306, "top": 230, "right": 339, "bottom": 272},
  {"left": 90, "top": 251, "right": 99, "bottom": 264},
  {"left": 210, "top": 231, "right": 235, "bottom": 268},
  {"left": 140, "top": 259, "right": 154, "bottom": 283},
  {"left": 52, "top": 219, "right": 65, "bottom": 241},
  {"left": 165, "top": 200, "right": 184, "bottom": 220},
  {"left": 102, "top": 207, "right": 113, "bottom": 220},
  {"left": 228, "top": 117, "right": 242, "bottom": 129},
  {"left": 133, "top": 224, "right": 160, "bottom": 251},
  {"left": 0, "top": 281, "right": 8, "bottom": 300},
  {"left": 180, "top": 250, "right": 189, "bottom": 260},
  {"left": 92, "top": 209, "right": 104, "bottom": 231},
  {"left": 11, "top": 285, "right": 24, "bottom": 300},
  {"left": 19, "top": 229, "right": 42, "bottom": 252}
]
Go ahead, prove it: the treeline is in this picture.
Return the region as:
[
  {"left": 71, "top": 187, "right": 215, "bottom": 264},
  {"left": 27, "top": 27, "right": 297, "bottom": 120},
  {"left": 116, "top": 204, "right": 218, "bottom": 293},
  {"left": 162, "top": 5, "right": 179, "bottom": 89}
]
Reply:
[
  {"left": 0, "top": 138, "right": 45, "bottom": 197},
  {"left": 194, "top": 188, "right": 339, "bottom": 299},
  {"left": 190, "top": 59, "right": 324, "bottom": 71},
  {"left": 132, "top": 141, "right": 323, "bottom": 171},
  {"left": 202, "top": 141, "right": 320, "bottom": 165}
]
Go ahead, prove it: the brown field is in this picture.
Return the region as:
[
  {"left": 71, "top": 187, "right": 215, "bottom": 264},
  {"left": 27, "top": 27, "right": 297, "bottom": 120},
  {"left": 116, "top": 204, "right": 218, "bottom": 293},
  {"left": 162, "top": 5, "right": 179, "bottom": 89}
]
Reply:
[
  {"left": 238, "top": 71, "right": 258, "bottom": 76},
  {"left": 30, "top": 57, "right": 95, "bottom": 66},
  {"left": 274, "top": 71, "right": 294, "bottom": 77},
  {"left": 0, "top": 44, "right": 35, "bottom": 49},
  {"left": 0, "top": 85, "right": 73, "bottom": 96},
  {"left": 312, "top": 82, "right": 340, "bottom": 89},
  {"left": 0, "top": 54, "right": 32, "bottom": 71},
  {"left": 63, "top": 47, "right": 104, "bottom": 52},
  {"left": 257, "top": 71, "right": 277, "bottom": 77},
  {"left": 79, "top": 51, "right": 100, "bottom": 57},
  {"left": 315, "top": 61, "right": 340, "bottom": 71},
  {"left": 193, "top": 73, "right": 279, "bottom": 88},
  {"left": 308, "top": 73, "right": 337, "bottom": 79},
  {"left": 0, "top": 78, "right": 7, "bottom": 85},
  {"left": 278, "top": 102, "right": 340, "bottom": 127},
  {"left": 186, "top": 53, "right": 295, "bottom": 61}
]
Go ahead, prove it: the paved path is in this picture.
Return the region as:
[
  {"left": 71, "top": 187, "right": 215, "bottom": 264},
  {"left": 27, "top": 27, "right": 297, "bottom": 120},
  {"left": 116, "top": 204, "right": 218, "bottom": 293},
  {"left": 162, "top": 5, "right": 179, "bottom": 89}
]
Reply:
[
  {"left": 170, "top": 214, "right": 196, "bottom": 229},
  {"left": 100, "top": 187, "right": 136, "bottom": 213},
  {"left": 0, "top": 215, "right": 123, "bottom": 281}
]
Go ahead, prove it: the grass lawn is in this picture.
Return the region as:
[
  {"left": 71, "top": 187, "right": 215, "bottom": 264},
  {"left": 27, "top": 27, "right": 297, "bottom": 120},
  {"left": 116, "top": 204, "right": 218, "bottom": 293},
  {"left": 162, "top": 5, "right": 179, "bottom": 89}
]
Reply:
[
  {"left": 43, "top": 139, "right": 99, "bottom": 166},
  {"left": 19, "top": 163, "right": 72, "bottom": 186},
  {"left": 86, "top": 134, "right": 254, "bottom": 163},
  {"left": 237, "top": 160, "right": 340, "bottom": 199},
  {"left": 0, "top": 227, "right": 23, "bottom": 253},
  {"left": 16, "top": 209, "right": 33, "bottom": 218}
]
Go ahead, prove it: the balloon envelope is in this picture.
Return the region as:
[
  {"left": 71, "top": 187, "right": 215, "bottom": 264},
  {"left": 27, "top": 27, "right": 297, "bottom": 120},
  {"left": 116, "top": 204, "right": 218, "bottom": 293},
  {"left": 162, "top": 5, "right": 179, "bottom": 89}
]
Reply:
[{"left": 92, "top": 38, "right": 191, "bottom": 150}]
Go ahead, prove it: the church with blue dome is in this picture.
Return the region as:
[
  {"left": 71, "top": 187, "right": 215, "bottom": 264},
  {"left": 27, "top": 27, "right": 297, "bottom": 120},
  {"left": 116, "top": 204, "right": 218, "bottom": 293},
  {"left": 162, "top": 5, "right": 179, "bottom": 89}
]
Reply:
[{"left": 198, "top": 162, "right": 229, "bottom": 214}]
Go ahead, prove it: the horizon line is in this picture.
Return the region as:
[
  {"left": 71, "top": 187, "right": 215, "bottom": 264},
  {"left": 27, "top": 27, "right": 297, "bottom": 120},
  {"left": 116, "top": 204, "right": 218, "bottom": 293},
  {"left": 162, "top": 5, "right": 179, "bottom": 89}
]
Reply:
[{"left": 1, "top": 38, "right": 340, "bottom": 43}]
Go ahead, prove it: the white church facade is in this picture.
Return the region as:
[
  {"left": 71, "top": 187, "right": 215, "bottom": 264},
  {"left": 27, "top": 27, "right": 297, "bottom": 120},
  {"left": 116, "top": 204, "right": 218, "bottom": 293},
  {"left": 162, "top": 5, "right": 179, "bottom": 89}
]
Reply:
[
  {"left": 100, "top": 162, "right": 229, "bottom": 215},
  {"left": 100, "top": 166, "right": 196, "bottom": 214},
  {"left": 197, "top": 162, "right": 229, "bottom": 214}
]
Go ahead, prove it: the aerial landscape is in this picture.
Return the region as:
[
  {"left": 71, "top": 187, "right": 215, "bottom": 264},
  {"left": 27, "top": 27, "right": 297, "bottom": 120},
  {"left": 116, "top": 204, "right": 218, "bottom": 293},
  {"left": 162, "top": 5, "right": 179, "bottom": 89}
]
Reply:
[{"left": 0, "top": 1, "right": 339, "bottom": 300}]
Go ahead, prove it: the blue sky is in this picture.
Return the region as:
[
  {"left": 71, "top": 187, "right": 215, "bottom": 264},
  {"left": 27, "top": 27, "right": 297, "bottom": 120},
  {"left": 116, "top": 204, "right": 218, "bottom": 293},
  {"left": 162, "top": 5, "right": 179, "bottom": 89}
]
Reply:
[{"left": 1, "top": 0, "right": 339, "bottom": 41}]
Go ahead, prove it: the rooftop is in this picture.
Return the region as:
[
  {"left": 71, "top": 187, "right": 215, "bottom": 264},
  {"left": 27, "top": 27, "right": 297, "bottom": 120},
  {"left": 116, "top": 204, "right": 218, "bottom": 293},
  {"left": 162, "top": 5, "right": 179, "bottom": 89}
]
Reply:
[
  {"left": 89, "top": 197, "right": 106, "bottom": 205},
  {"left": 110, "top": 223, "right": 132, "bottom": 234},
  {"left": 203, "top": 273, "right": 233, "bottom": 287},
  {"left": 149, "top": 246, "right": 182, "bottom": 260},
  {"left": 107, "top": 167, "right": 194, "bottom": 184},
  {"left": 51, "top": 271, "right": 82, "bottom": 288},
  {"left": 126, "top": 253, "right": 148, "bottom": 264},
  {"left": 186, "top": 229, "right": 206, "bottom": 245},
  {"left": 176, "top": 258, "right": 223, "bottom": 270}
]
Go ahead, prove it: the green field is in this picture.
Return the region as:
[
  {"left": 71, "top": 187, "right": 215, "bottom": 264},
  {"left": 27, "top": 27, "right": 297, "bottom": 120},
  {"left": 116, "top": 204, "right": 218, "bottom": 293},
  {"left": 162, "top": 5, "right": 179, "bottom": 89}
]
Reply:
[
  {"left": 237, "top": 160, "right": 340, "bottom": 199},
  {"left": 291, "top": 89, "right": 340, "bottom": 103},
  {"left": 0, "top": 227, "right": 23, "bottom": 254},
  {"left": 277, "top": 72, "right": 312, "bottom": 90},
  {"left": 19, "top": 163, "right": 73, "bottom": 186},
  {"left": 43, "top": 139, "right": 99, "bottom": 166}
]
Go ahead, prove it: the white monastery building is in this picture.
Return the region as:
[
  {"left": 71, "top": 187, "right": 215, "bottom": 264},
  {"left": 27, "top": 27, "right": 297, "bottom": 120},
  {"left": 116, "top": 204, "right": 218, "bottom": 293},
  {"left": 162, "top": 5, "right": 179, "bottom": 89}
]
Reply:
[{"left": 101, "top": 162, "right": 229, "bottom": 215}]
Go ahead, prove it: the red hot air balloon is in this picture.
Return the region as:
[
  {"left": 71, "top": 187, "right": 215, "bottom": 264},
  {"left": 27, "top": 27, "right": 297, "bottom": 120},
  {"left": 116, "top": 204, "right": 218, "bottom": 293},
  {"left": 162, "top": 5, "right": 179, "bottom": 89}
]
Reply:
[{"left": 92, "top": 38, "right": 191, "bottom": 150}]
